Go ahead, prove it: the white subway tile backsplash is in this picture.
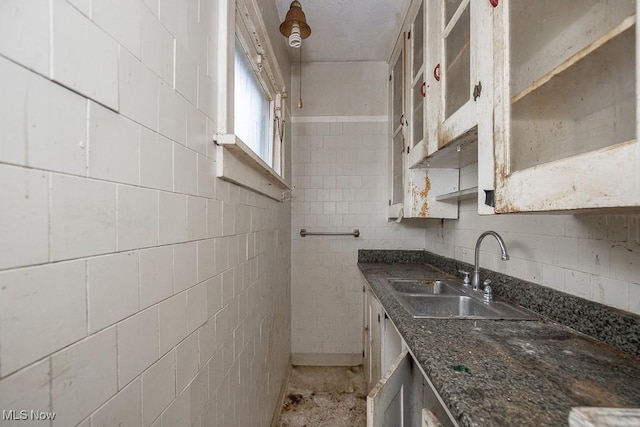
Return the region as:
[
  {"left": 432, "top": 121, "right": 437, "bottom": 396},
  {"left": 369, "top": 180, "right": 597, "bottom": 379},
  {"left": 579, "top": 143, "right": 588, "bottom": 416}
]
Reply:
[
  {"left": 564, "top": 270, "right": 591, "bottom": 299},
  {"left": 592, "top": 276, "right": 629, "bottom": 311},
  {"left": 51, "top": 174, "right": 116, "bottom": 261},
  {"left": 159, "top": 81, "right": 188, "bottom": 145},
  {"left": 52, "top": 0, "right": 118, "bottom": 109},
  {"left": 117, "top": 185, "right": 159, "bottom": 250},
  {"left": 176, "top": 332, "right": 199, "bottom": 392},
  {"left": 159, "top": 294, "right": 188, "bottom": 355},
  {"left": 87, "top": 252, "right": 139, "bottom": 333},
  {"left": 141, "top": 5, "right": 174, "bottom": 84},
  {"left": 91, "top": 377, "right": 142, "bottom": 427},
  {"left": 143, "top": 351, "right": 176, "bottom": 426},
  {"left": 0, "top": 359, "right": 50, "bottom": 418},
  {"left": 0, "top": 165, "right": 48, "bottom": 270},
  {"left": 159, "top": 192, "right": 188, "bottom": 244},
  {"left": 140, "top": 246, "right": 174, "bottom": 309},
  {"left": 88, "top": 102, "right": 140, "bottom": 185},
  {"left": 0, "top": 57, "right": 87, "bottom": 176},
  {"left": 0, "top": 261, "right": 86, "bottom": 376},
  {"left": 0, "top": 0, "right": 50, "bottom": 76},
  {"left": 51, "top": 327, "right": 118, "bottom": 427},
  {"left": 117, "top": 307, "right": 160, "bottom": 386},
  {"left": 92, "top": 0, "right": 141, "bottom": 58},
  {"left": 630, "top": 283, "right": 640, "bottom": 314},
  {"left": 174, "top": 242, "right": 198, "bottom": 293},
  {"left": 119, "top": 50, "right": 159, "bottom": 130}
]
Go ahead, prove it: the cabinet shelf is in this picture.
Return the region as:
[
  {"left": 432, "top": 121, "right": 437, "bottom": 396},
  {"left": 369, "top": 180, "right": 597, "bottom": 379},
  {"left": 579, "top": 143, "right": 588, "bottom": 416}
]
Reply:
[
  {"left": 511, "top": 15, "right": 635, "bottom": 105},
  {"left": 436, "top": 186, "right": 478, "bottom": 202}
]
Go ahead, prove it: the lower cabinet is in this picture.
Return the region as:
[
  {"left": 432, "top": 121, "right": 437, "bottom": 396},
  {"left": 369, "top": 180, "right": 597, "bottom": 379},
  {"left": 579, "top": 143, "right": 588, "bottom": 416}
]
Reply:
[{"left": 364, "top": 286, "right": 457, "bottom": 427}]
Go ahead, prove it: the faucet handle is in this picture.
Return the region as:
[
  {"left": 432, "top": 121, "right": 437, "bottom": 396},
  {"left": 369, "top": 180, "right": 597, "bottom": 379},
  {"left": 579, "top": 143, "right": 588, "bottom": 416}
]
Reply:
[
  {"left": 459, "top": 270, "right": 471, "bottom": 286},
  {"left": 483, "top": 280, "right": 493, "bottom": 302}
]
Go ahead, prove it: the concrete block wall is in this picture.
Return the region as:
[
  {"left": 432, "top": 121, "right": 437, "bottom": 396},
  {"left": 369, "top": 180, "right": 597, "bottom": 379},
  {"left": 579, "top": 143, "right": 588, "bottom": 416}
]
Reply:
[
  {"left": 424, "top": 163, "right": 640, "bottom": 315},
  {"left": 0, "top": 1, "right": 291, "bottom": 426}
]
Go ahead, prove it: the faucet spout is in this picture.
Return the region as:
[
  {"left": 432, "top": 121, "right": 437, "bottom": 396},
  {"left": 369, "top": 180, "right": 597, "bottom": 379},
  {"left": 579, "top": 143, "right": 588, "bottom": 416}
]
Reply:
[{"left": 473, "top": 231, "right": 509, "bottom": 290}]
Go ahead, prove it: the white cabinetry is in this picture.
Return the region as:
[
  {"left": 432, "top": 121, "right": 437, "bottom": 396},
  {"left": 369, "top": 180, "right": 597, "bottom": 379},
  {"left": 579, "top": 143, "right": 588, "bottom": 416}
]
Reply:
[
  {"left": 392, "top": 0, "right": 639, "bottom": 215},
  {"left": 364, "top": 286, "right": 457, "bottom": 427},
  {"left": 387, "top": 0, "right": 460, "bottom": 220},
  {"left": 491, "top": 0, "right": 640, "bottom": 212}
]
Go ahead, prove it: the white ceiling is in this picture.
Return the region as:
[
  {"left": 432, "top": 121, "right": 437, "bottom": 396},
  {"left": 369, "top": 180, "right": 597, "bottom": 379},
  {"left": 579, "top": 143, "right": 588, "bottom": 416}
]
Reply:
[{"left": 275, "top": 0, "right": 411, "bottom": 63}]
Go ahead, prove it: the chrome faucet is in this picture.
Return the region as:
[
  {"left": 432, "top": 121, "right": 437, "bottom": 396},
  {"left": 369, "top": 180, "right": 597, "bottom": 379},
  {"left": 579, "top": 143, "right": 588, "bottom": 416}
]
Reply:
[{"left": 473, "top": 231, "right": 509, "bottom": 291}]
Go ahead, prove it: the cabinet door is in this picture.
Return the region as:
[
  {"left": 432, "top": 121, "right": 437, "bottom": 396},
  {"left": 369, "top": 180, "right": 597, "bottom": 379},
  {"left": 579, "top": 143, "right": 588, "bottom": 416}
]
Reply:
[
  {"left": 367, "top": 349, "right": 412, "bottom": 427},
  {"left": 428, "top": 0, "right": 480, "bottom": 152},
  {"left": 388, "top": 45, "right": 406, "bottom": 219},
  {"left": 493, "top": 0, "right": 639, "bottom": 212},
  {"left": 366, "top": 289, "right": 383, "bottom": 388}
]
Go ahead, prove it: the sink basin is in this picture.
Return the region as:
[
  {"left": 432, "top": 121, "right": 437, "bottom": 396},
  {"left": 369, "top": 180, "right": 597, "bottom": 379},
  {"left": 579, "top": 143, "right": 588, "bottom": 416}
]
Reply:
[
  {"left": 388, "top": 279, "right": 464, "bottom": 295},
  {"left": 385, "top": 278, "right": 539, "bottom": 320}
]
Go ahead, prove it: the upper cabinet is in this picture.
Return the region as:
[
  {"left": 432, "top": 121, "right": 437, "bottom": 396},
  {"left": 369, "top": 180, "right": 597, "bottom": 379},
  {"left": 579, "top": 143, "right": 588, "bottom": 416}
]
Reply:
[
  {"left": 491, "top": 0, "right": 639, "bottom": 212},
  {"left": 391, "top": 0, "right": 640, "bottom": 216},
  {"left": 387, "top": 0, "right": 460, "bottom": 220}
]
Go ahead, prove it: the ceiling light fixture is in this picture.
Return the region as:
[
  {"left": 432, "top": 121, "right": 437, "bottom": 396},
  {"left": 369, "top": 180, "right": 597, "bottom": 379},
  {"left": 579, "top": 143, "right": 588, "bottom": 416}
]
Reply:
[
  {"left": 279, "top": 1, "right": 311, "bottom": 48},
  {"left": 279, "top": 1, "right": 311, "bottom": 109}
]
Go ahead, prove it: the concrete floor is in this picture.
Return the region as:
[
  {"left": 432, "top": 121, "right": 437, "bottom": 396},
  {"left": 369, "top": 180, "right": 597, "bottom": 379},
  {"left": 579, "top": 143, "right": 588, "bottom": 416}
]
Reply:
[{"left": 276, "top": 365, "right": 368, "bottom": 427}]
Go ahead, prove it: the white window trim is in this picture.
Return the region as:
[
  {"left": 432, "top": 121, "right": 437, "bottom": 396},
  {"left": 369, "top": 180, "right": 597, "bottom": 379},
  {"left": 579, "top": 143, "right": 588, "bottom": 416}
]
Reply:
[{"left": 216, "top": 0, "right": 290, "bottom": 202}]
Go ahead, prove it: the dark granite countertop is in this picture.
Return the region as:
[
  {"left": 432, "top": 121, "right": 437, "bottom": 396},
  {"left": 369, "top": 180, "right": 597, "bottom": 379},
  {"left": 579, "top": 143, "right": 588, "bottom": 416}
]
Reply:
[{"left": 358, "top": 256, "right": 640, "bottom": 427}]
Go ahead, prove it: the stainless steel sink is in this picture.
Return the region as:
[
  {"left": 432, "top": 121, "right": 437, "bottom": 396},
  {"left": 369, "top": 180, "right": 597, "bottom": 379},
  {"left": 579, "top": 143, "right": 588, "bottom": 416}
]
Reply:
[
  {"left": 388, "top": 279, "right": 464, "bottom": 295},
  {"left": 385, "top": 278, "right": 538, "bottom": 320}
]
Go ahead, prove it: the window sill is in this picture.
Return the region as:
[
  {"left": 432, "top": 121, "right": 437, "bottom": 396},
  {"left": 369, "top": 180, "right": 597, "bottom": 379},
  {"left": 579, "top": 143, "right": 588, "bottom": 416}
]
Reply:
[{"left": 215, "top": 134, "right": 290, "bottom": 201}]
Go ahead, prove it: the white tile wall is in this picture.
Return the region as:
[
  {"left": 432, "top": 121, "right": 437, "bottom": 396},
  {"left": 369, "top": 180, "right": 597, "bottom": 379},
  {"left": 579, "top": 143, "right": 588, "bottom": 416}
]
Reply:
[
  {"left": 52, "top": 0, "right": 119, "bottom": 109},
  {"left": 0, "top": 56, "right": 87, "bottom": 176},
  {"left": 0, "top": 261, "right": 86, "bottom": 376},
  {"left": 1, "top": 1, "right": 287, "bottom": 425},
  {"left": 290, "top": 115, "right": 425, "bottom": 359},
  {"left": 0, "top": 165, "right": 49, "bottom": 270},
  {"left": 88, "top": 102, "right": 140, "bottom": 185},
  {"left": 423, "top": 163, "right": 640, "bottom": 315},
  {"left": 0, "top": 0, "right": 50, "bottom": 76}
]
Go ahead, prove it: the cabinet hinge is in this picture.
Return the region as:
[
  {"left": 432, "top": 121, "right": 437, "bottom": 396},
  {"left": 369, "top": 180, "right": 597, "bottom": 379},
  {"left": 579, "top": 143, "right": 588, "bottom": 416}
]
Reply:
[
  {"left": 473, "top": 81, "right": 482, "bottom": 101},
  {"left": 388, "top": 199, "right": 391, "bottom": 206},
  {"left": 407, "top": 146, "right": 410, "bottom": 154},
  {"left": 408, "top": 31, "right": 411, "bottom": 40},
  {"left": 363, "top": 350, "right": 365, "bottom": 357},
  {"left": 363, "top": 285, "right": 365, "bottom": 292},
  {"left": 377, "top": 313, "right": 380, "bottom": 323},
  {"left": 389, "top": 74, "right": 392, "bottom": 81}
]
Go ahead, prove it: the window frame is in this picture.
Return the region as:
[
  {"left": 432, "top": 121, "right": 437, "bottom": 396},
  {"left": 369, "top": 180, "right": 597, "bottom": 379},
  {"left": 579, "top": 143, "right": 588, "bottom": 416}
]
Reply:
[{"left": 215, "top": 0, "right": 290, "bottom": 200}]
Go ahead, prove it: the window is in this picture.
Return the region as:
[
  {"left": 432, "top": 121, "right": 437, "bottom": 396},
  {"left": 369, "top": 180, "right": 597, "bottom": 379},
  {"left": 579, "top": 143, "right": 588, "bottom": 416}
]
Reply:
[
  {"left": 234, "top": 37, "right": 272, "bottom": 166},
  {"left": 215, "top": 0, "right": 289, "bottom": 201}
]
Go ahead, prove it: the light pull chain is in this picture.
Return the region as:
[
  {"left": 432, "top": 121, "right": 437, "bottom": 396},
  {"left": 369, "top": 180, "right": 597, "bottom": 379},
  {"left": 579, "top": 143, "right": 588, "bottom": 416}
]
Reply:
[{"left": 298, "top": 43, "right": 303, "bottom": 108}]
